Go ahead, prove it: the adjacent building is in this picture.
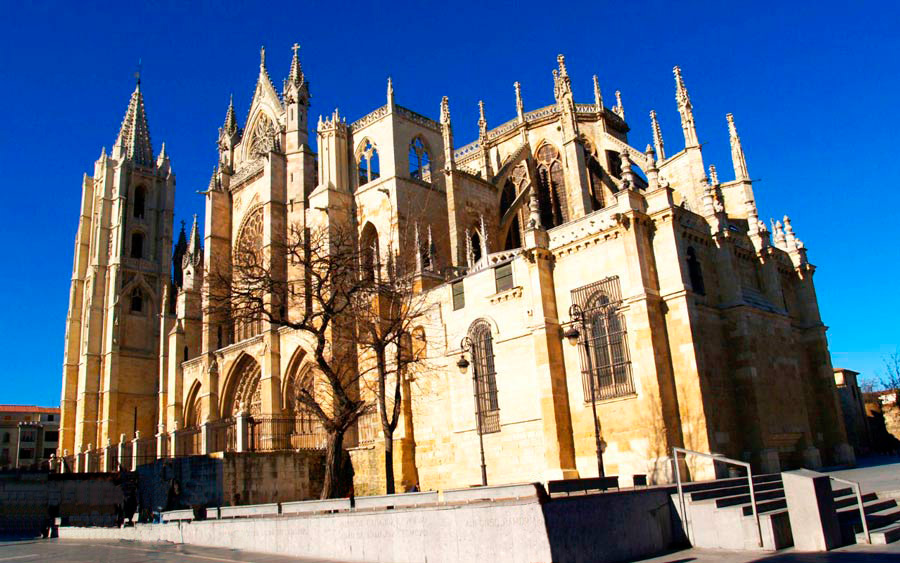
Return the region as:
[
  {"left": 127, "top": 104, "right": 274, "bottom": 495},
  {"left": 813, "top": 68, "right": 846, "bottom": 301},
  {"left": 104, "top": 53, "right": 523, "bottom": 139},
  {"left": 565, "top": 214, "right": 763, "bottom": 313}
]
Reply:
[
  {"left": 60, "top": 46, "right": 853, "bottom": 492},
  {"left": 0, "top": 405, "right": 60, "bottom": 469}
]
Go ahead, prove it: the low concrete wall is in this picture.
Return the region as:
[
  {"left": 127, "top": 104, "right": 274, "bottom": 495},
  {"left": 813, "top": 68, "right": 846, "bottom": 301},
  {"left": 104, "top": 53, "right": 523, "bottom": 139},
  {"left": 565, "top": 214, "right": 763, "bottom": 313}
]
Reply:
[
  {"left": 61, "top": 485, "right": 683, "bottom": 563},
  {"left": 0, "top": 472, "right": 130, "bottom": 536}
]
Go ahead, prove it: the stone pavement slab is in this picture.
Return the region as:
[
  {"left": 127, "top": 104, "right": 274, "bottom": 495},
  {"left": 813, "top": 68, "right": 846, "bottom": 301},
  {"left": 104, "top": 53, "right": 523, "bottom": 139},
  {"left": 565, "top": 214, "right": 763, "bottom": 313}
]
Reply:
[
  {"left": 0, "top": 538, "right": 347, "bottom": 563},
  {"left": 824, "top": 456, "right": 900, "bottom": 498}
]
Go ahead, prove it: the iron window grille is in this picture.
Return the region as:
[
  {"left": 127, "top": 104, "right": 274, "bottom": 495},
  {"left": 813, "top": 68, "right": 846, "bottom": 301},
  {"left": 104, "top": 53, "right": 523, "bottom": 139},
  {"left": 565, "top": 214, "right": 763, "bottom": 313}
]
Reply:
[
  {"left": 571, "top": 276, "right": 635, "bottom": 402},
  {"left": 469, "top": 320, "right": 500, "bottom": 434}
]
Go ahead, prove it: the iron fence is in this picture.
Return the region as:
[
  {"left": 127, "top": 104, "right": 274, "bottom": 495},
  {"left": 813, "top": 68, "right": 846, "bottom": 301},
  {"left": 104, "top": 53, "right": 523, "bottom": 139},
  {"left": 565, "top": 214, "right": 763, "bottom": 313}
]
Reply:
[
  {"left": 133, "top": 438, "right": 157, "bottom": 468},
  {"left": 176, "top": 427, "right": 202, "bottom": 456},
  {"left": 250, "top": 415, "right": 326, "bottom": 452},
  {"left": 208, "top": 417, "right": 236, "bottom": 453}
]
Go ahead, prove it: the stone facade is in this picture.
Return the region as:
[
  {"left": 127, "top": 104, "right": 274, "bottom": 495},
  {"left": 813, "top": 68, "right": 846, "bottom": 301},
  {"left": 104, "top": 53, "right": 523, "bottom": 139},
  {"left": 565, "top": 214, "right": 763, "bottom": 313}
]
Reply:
[{"left": 61, "top": 47, "right": 853, "bottom": 492}]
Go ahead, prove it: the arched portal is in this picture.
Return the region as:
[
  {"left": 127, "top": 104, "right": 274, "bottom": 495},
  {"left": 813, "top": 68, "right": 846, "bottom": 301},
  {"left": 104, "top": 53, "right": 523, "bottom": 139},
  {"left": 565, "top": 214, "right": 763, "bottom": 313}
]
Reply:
[{"left": 222, "top": 354, "right": 263, "bottom": 416}]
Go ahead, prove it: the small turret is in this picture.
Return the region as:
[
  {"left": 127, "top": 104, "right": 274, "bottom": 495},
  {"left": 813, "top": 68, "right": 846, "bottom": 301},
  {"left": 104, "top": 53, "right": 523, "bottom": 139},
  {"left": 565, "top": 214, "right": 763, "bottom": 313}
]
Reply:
[{"left": 283, "top": 43, "right": 310, "bottom": 151}]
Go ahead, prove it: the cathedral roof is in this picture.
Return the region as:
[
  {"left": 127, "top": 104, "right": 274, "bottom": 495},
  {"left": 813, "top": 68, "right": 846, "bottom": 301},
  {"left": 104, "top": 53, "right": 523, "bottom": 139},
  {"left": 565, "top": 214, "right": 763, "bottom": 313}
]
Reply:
[{"left": 115, "top": 82, "right": 154, "bottom": 166}]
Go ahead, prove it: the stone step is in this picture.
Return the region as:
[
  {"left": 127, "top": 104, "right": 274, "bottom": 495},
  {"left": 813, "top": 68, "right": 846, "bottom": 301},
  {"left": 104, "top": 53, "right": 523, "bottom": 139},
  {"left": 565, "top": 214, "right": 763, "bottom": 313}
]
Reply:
[
  {"left": 834, "top": 492, "right": 878, "bottom": 509},
  {"left": 741, "top": 498, "right": 787, "bottom": 517},
  {"left": 688, "top": 481, "right": 783, "bottom": 502},
  {"left": 679, "top": 473, "right": 782, "bottom": 495},
  {"left": 838, "top": 498, "right": 899, "bottom": 519},
  {"left": 858, "top": 522, "right": 900, "bottom": 545},
  {"left": 713, "top": 488, "right": 785, "bottom": 509}
]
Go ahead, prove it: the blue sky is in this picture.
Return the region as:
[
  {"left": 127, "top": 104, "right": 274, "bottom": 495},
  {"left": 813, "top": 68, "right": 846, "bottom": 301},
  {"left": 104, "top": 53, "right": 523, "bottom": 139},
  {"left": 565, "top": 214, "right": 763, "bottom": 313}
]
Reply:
[{"left": 1, "top": 1, "right": 897, "bottom": 406}]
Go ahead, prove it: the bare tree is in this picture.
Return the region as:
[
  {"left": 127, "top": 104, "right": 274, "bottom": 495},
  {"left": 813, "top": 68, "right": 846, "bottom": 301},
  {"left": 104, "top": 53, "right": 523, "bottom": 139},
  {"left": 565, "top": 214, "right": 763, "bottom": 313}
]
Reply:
[
  {"left": 881, "top": 350, "right": 900, "bottom": 393},
  {"left": 208, "top": 224, "right": 378, "bottom": 498},
  {"left": 353, "top": 243, "right": 434, "bottom": 494},
  {"left": 209, "top": 221, "right": 434, "bottom": 497}
]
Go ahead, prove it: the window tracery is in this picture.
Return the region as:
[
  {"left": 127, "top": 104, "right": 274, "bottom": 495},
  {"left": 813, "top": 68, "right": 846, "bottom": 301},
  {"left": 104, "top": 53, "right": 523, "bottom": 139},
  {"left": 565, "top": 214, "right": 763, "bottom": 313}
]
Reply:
[
  {"left": 234, "top": 207, "right": 265, "bottom": 341},
  {"left": 408, "top": 137, "right": 431, "bottom": 181},
  {"left": 535, "top": 144, "right": 568, "bottom": 228},
  {"left": 357, "top": 139, "right": 380, "bottom": 188},
  {"left": 248, "top": 114, "right": 278, "bottom": 159},
  {"left": 229, "top": 356, "right": 262, "bottom": 416}
]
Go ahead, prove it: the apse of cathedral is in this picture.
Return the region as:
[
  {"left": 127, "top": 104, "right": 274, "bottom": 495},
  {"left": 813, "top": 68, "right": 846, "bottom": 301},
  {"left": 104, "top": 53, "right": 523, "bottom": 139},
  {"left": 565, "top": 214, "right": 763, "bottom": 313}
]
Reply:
[{"left": 60, "top": 45, "right": 852, "bottom": 491}]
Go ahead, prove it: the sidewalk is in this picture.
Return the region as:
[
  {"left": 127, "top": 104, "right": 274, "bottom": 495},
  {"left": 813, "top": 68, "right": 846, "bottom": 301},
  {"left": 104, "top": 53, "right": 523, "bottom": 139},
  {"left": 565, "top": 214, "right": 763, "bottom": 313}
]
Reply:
[{"left": 636, "top": 541, "right": 900, "bottom": 562}]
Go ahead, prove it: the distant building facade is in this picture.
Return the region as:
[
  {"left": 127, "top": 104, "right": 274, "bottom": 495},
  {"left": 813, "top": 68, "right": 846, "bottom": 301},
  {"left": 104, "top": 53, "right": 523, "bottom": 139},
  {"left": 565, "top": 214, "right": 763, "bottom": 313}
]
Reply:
[
  {"left": 0, "top": 405, "right": 60, "bottom": 469},
  {"left": 833, "top": 368, "right": 870, "bottom": 454},
  {"left": 61, "top": 47, "right": 853, "bottom": 491}
]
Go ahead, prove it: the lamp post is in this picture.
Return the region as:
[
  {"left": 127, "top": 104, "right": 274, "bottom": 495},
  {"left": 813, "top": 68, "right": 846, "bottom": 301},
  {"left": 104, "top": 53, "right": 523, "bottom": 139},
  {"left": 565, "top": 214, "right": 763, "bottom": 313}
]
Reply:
[
  {"left": 565, "top": 303, "right": 605, "bottom": 478},
  {"left": 458, "top": 336, "right": 488, "bottom": 486}
]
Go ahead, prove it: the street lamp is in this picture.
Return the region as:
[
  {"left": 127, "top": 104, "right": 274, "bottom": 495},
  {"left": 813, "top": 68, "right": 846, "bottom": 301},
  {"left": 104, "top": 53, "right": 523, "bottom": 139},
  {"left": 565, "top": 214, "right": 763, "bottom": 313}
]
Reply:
[
  {"left": 567, "top": 303, "right": 605, "bottom": 478},
  {"left": 459, "top": 336, "right": 488, "bottom": 486}
]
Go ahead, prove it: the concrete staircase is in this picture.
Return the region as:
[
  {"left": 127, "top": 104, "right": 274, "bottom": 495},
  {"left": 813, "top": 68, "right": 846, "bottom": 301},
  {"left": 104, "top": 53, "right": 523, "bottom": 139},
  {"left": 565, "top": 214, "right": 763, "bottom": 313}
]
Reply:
[
  {"left": 832, "top": 486, "right": 900, "bottom": 545},
  {"left": 672, "top": 473, "right": 793, "bottom": 551}
]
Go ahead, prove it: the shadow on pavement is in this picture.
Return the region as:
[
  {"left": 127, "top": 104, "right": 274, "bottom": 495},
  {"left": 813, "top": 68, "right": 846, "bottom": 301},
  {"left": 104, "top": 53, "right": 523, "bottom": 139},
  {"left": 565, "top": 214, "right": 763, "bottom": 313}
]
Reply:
[{"left": 750, "top": 553, "right": 900, "bottom": 562}]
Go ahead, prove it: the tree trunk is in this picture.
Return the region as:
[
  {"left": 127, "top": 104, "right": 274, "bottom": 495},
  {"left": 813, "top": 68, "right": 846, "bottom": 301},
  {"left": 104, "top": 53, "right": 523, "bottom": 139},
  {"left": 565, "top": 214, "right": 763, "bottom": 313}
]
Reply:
[
  {"left": 384, "top": 427, "right": 395, "bottom": 494},
  {"left": 321, "top": 428, "right": 345, "bottom": 499}
]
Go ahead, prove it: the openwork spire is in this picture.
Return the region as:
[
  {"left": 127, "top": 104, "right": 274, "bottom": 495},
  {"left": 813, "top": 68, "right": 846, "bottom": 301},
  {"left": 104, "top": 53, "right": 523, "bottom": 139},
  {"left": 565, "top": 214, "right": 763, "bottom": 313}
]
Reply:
[
  {"left": 114, "top": 82, "right": 154, "bottom": 166},
  {"left": 650, "top": 110, "right": 665, "bottom": 161},
  {"left": 188, "top": 214, "right": 201, "bottom": 256},
  {"left": 223, "top": 94, "right": 238, "bottom": 135},
  {"left": 674, "top": 66, "right": 699, "bottom": 147}
]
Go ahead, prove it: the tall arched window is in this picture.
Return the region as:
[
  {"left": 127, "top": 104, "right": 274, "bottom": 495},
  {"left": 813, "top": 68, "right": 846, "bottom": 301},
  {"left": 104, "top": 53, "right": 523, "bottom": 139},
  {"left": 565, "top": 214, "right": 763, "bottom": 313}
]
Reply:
[
  {"left": 582, "top": 140, "right": 606, "bottom": 211},
  {"left": 133, "top": 186, "right": 146, "bottom": 219},
  {"left": 469, "top": 320, "right": 500, "bottom": 434},
  {"left": 130, "top": 232, "right": 144, "bottom": 259},
  {"left": 357, "top": 139, "right": 380, "bottom": 188},
  {"left": 572, "top": 278, "right": 634, "bottom": 401},
  {"left": 408, "top": 137, "right": 431, "bottom": 181},
  {"left": 360, "top": 222, "right": 379, "bottom": 282},
  {"left": 130, "top": 288, "right": 144, "bottom": 313},
  {"left": 686, "top": 247, "right": 706, "bottom": 296},
  {"left": 535, "top": 144, "right": 567, "bottom": 228},
  {"left": 499, "top": 180, "right": 522, "bottom": 250},
  {"left": 470, "top": 230, "right": 482, "bottom": 264},
  {"left": 234, "top": 207, "right": 265, "bottom": 341}
]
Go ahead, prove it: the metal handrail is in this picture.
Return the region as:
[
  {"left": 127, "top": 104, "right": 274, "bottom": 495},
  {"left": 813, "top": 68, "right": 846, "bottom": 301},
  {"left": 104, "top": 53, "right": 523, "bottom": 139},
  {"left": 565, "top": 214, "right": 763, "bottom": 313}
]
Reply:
[
  {"left": 829, "top": 476, "right": 870, "bottom": 544},
  {"left": 673, "top": 447, "right": 763, "bottom": 548}
]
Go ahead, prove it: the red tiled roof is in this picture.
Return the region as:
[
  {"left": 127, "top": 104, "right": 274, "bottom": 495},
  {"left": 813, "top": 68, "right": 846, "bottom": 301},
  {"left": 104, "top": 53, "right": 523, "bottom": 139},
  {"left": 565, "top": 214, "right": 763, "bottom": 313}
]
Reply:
[{"left": 0, "top": 405, "right": 60, "bottom": 414}]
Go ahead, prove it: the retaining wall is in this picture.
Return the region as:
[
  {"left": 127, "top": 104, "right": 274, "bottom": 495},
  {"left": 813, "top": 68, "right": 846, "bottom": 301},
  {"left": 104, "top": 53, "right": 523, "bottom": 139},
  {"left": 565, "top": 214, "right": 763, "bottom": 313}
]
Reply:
[{"left": 60, "top": 485, "right": 684, "bottom": 563}]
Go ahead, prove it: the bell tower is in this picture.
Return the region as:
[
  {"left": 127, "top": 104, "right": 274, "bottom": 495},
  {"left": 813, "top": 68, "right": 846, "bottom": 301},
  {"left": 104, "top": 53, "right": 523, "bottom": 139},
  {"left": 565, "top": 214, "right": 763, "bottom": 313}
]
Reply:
[{"left": 60, "top": 79, "right": 176, "bottom": 455}]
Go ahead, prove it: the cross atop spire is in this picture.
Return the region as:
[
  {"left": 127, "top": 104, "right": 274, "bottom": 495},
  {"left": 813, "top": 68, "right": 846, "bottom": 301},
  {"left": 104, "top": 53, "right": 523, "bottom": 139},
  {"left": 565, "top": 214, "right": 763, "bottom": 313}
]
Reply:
[
  {"left": 114, "top": 81, "right": 154, "bottom": 166},
  {"left": 288, "top": 43, "right": 303, "bottom": 86}
]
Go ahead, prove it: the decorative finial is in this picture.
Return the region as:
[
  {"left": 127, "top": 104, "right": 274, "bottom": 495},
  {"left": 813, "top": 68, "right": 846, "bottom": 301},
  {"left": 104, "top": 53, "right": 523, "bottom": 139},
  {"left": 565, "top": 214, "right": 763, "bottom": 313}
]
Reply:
[
  {"left": 727, "top": 113, "right": 749, "bottom": 181},
  {"left": 387, "top": 76, "right": 394, "bottom": 107},
  {"left": 260, "top": 46, "right": 266, "bottom": 67},
  {"left": 514, "top": 81, "right": 524, "bottom": 120},
  {"left": 557, "top": 54, "right": 568, "bottom": 76},
  {"left": 478, "top": 100, "right": 487, "bottom": 139},
  {"left": 593, "top": 75, "right": 603, "bottom": 110},
  {"left": 708, "top": 164, "right": 718, "bottom": 185},
  {"left": 134, "top": 58, "right": 142, "bottom": 87},
  {"left": 650, "top": 110, "right": 665, "bottom": 162},
  {"left": 614, "top": 90, "right": 624, "bottom": 120},
  {"left": 440, "top": 96, "right": 451, "bottom": 125},
  {"left": 674, "top": 65, "right": 699, "bottom": 147}
]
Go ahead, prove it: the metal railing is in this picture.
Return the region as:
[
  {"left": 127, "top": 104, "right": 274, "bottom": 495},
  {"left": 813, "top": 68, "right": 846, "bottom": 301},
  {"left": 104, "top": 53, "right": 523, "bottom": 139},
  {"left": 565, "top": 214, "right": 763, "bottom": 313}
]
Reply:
[
  {"left": 829, "top": 476, "right": 870, "bottom": 544},
  {"left": 208, "top": 417, "right": 236, "bottom": 453},
  {"left": 672, "top": 447, "right": 763, "bottom": 548},
  {"left": 176, "top": 427, "right": 202, "bottom": 456}
]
